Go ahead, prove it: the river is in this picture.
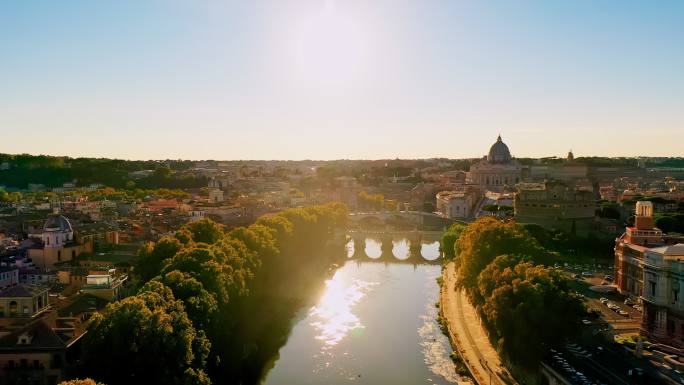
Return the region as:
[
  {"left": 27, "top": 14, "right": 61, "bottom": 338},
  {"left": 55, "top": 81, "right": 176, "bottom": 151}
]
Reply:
[{"left": 262, "top": 238, "right": 461, "bottom": 385}]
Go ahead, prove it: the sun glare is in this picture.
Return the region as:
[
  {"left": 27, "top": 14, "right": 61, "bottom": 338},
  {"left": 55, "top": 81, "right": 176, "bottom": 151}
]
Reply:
[
  {"left": 290, "top": 1, "right": 371, "bottom": 85},
  {"left": 309, "top": 273, "right": 376, "bottom": 348}
]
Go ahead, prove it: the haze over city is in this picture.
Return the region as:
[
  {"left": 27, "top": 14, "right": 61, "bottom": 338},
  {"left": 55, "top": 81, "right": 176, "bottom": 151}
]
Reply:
[
  {"left": 3, "top": 2, "right": 684, "bottom": 385},
  {"left": 1, "top": 0, "right": 683, "bottom": 160}
]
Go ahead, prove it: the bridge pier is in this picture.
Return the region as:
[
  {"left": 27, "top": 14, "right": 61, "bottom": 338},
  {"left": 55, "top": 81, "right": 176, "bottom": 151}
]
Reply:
[
  {"left": 380, "top": 235, "right": 394, "bottom": 258},
  {"left": 409, "top": 240, "right": 423, "bottom": 259},
  {"left": 352, "top": 235, "right": 366, "bottom": 258}
]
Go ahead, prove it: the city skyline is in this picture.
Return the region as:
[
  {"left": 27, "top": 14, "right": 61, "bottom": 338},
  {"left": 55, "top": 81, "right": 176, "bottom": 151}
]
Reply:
[{"left": 1, "top": 1, "right": 683, "bottom": 160}]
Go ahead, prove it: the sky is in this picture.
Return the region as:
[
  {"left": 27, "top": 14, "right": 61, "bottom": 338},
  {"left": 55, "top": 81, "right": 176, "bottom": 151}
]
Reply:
[{"left": 1, "top": 0, "right": 683, "bottom": 160}]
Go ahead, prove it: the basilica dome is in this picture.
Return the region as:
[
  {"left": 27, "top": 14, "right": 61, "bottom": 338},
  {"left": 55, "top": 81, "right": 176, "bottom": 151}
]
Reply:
[
  {"left": 487, "top": 135, "right": 512, "bottom": 164},
  {"left": 43, "top": 214, "right": 73, "bottom": 233}
]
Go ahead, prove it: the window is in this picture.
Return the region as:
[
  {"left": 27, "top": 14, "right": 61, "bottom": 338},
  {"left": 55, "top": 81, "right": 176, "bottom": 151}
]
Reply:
[
  {"left": 674, "top": 288, "right": 680, "bottom": 302},
  {"left": 650, "top": 281, "right": 657, "bottom": 296},
  {"left": 9, "top": 300, "right": 17, "bottom": 315}
]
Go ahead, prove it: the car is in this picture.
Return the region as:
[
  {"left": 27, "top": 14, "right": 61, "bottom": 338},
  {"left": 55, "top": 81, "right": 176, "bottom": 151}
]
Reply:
[
  {"left": 582, "top": 271, "right": 593, "bottom": 278},
  {"left": 624, "top": 298, "right": 635, "bottom": 305},
  {"left": 627, "top": 368, "right": 644, "bottom": 376},
  {"left": 600, "top": 297, "right": 609, "bottom": 304},
  {"left": 604, "top": 274, "right": 614, "bottom": 281},
  {"left": 582, "top": 319, "right": 591, "bottom": 325},
  {"left": 619, "top": 310, "right": 629, "bottom": 317}
]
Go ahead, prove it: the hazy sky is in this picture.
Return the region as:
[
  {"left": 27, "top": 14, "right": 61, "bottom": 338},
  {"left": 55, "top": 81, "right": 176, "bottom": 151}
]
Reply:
[{"left": 1, "top": 1, "right": 683, "bottom": 160}]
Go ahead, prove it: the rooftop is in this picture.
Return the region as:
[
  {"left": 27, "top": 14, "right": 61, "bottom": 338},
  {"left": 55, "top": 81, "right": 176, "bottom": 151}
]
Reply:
[
  {"left": 651, "top": 244, "right": 684, "bottom": 259},
  {"left": 0, "top": 284, "right": 48, "bottom": 298}
]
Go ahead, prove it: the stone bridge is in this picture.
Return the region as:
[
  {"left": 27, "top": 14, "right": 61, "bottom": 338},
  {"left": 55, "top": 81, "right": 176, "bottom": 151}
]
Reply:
[
  {"left": 346, "top": 229, "right": 444, "bottom": 264},
  {"left": 348, "top": 211, "right": 462, "bottom": 230}
]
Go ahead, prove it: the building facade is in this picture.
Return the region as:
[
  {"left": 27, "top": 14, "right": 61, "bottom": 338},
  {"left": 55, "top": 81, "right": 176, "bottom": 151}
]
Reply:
[
  {"left": 27, "top": 214, "right": 83, "bottom": 269},
  {"left": 514, "top": 180, "right": 595, "bottom": 234},
  {"left": 0, "top": 285, "right": 49, "bottom": 318},
  {"left": 435, "top": 186, "right": 482, "bottom": 219},
  {"left": 467, "top": 135, "right": 523, "bottom": 191},
  {"left": 641, "top": 244, "right": 684, "bottom": 346},
  {"left": 0, "top": 267, "right": 19, "bottom": 290},
  {"left": 615, "top": 201, "right": 684, "bottom": 348}
]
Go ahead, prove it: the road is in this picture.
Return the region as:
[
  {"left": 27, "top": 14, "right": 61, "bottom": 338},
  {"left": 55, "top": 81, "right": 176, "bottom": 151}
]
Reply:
[{"left": 441, "top": 262, "right": 517, "bottom": 385}]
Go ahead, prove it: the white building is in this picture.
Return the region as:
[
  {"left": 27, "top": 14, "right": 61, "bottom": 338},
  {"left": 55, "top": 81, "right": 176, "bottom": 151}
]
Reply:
[
  {"left": 642, "top": 243, "right": 684, "bottom": 346},
  {"left": 436, "top": 188, "right": 481, "bottom": 219}
]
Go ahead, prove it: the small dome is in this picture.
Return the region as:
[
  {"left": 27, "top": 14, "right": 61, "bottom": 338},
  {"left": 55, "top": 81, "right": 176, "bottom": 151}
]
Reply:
[
  {"left": 487, "top": 135, "right": 512, "bottom": 164},
  {"left": 43, "top": 214, "right": 73, "bottom": 233}
]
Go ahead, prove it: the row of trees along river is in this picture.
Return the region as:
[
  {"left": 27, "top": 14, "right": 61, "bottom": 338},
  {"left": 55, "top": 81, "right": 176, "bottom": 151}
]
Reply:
[{"left": 70, "top": 203, "right": 350, "bottom": 385}]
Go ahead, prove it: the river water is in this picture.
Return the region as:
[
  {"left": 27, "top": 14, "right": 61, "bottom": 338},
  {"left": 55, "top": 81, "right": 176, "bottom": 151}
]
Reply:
[{"left": 262, "top": 238, "right": 461, "bottom": 385}]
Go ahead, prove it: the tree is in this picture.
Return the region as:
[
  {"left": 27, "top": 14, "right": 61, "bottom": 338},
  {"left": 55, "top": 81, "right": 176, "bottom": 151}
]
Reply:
[
  {"left": 183, "top": 219, "right": 225, "bottom": 244},
  {"left": 161, "top": 246, "right": 241, "bottom": 307},
  {"left": 80, "top": 281, "right": 211, "bottom": 385},
  {"left": 158, "top": 270, "right": 218, "bottom": 331},
  {"left": 59, "top": 380, "right": 105, "bottom": 385},
  {"left": 441, "top": 223, "right": 467, "bottom": 260},
  {"left": 229, "top": 225, "right": 279, "bottom": 265},
  {"left": 455, "top": 217, "right": 546, "bottom": 304},
  {"left": 134, "top": 236, "right": 183, "bottom": 283},
  {"left": 357, "top": 191, "right": 384, "bottom": 211},
  {"left": 477, "top": 255, "right": 586, "bottom": 367}
]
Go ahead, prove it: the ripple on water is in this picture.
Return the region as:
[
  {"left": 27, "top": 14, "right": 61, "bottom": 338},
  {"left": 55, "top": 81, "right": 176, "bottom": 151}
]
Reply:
[{"left": 418, "top": 271, "right": 461, "bottom": 384}]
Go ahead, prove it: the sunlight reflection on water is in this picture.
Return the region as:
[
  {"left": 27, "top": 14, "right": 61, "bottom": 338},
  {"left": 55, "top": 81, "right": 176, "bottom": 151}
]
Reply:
[{"left": 309, "top": 275, "right": 378, "bottom": 349}]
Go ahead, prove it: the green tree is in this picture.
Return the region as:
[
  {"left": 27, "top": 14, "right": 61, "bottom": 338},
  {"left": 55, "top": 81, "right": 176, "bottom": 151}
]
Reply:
[
  {"left": 80, "top": 281, "right": 211, "bottom": 385},
  {"left": 455, "top": 217, "right": 546, "bottom": 304},
  {"left": 183, "top": 219, "right": 225, "bottom": 244},
  {"left": 134, "top": 236, "right": 183, "bottom": 283},
  {"left": 161, "top": 246, "right": 241, "bottom": 307},
  {"left": 59, "top": 380, "right": 105, "bottom": 385},
  {"left": 158, "top": 270, "right": 218, "bottom": 331},
  {"left": 441, "top": 223, "right": 467, "bottom": 260},
  {"left": 478, "top": 255, "right": 586, "bottom": 367}
]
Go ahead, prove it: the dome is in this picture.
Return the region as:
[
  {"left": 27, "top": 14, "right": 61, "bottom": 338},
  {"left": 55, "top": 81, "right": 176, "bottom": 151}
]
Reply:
[
  {"left": 43, "top": 214, "right": 73, "bottom": 233},
  {"left": 487, "top": 135, "right": 512, "bottom": 164}
]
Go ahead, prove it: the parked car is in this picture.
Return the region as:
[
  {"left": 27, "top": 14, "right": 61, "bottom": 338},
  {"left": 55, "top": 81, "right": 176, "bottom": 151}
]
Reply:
[
  {"left": 624, "top": 298, "right": 636, "bottom": 306},
  {"left": 582, "top": 271, "right": 593, "bottom": 278}
]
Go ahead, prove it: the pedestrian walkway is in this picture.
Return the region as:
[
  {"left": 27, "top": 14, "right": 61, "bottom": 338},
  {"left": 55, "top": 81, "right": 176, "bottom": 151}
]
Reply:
[{"left": 440, "top": 262, "right": 518, "bottom": 385}]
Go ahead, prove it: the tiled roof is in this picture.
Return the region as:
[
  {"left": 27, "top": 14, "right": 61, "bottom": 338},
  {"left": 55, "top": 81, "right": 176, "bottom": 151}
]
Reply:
[
  {"left": 0, "top": 284, "right": 47, "bottom": 298},
  {"left": 0, "top": 320, "right": 66, "bottom": 350}
]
